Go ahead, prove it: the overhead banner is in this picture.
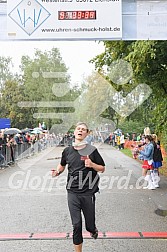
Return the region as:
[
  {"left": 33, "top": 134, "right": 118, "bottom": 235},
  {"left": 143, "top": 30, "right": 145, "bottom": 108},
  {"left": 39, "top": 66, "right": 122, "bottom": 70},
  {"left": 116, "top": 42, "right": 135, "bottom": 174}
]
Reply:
[
  {"left": 137, "top": 0, "right": 167, "bottom": 40},
  {"left": 7, "top": 0, "right": 122, "bottom": 40}
]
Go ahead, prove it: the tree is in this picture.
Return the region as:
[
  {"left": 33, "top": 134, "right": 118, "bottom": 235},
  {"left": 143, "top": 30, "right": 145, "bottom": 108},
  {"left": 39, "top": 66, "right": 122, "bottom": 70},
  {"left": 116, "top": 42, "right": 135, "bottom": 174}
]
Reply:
[
  {"left": 91, "top": 41, "right": 167, "bottom": 138},
  {"left": 0, "top": 79, "right": 27, "bottom": 128},
  {"left": 20, "top": 48, "right": 72, "bottom": 129},
  {"left": 77, "top": 72, "right": 120, "bottom": 130},
  {"left": 0, "top": 56, "right": 13, "bottom": 90}
]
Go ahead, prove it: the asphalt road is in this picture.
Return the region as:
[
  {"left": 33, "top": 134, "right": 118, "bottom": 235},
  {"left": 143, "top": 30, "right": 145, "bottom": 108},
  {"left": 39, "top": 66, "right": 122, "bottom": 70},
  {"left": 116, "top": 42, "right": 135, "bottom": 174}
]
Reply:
[{"left": 0, "top": 143, "right": 167, "bottom": 252}]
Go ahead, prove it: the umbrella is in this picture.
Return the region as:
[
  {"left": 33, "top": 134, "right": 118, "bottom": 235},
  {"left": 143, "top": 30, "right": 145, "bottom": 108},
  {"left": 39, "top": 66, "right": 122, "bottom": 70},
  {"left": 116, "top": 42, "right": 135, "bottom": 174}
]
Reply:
[
  {"left": 21, "top": 128, "right": 33, "bottom": 134},
  {"left": 31, "top": 129, "right": 43, "bottom": 134},
  {"left": 4, "top": 128, "right": 22, "bottom": 135},
  {"left": 33, "top": 127, "right": 43, "bottom": 131},
  {"left": 114, "top": 129, "right": 122, "bottom": 134}
]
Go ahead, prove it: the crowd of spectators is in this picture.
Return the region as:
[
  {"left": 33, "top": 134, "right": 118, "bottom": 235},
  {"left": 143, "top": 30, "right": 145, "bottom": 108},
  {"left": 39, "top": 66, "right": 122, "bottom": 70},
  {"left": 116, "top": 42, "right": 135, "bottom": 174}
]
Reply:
[
  {"left": 0, "top": 126, "right": 107, "bottom": 169},
  {"left": 0, "top": 128, "right": 74, "bottom": 169}
]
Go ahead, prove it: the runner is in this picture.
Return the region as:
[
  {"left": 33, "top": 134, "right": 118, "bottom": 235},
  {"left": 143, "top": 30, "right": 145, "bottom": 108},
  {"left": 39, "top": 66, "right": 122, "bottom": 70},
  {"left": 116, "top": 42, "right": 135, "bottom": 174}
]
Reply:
[{"left": 52, "top": 122, "right": 105, "bottom": 252}]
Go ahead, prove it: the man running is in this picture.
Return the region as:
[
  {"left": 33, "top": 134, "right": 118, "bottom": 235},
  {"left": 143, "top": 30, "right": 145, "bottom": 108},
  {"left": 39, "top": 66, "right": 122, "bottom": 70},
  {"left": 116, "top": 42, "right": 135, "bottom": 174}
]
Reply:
[{"left": 52, "top": 122, "right": 105, "bottom": 252}]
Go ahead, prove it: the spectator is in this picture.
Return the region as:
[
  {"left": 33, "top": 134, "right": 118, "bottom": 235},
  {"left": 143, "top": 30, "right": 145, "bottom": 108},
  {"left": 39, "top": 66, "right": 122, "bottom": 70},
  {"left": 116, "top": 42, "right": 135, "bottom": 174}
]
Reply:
[
  {"left": 0, "top": 131, "right": 6, "bottom": 168},
  {"left": 7, "top": 135, "right": 17, "bottom": 164},
  {"left": 85, "top": 130, "right": 94, "bottom": 145},
  {"left": 120, "top": 133, "right": 125, "bottom": 149},
  {"left": 137, "top": 134, "right": 141, "bottom": 141},
  {"left": 151, "top": 134, "right": 163, "bottom": 188},
  {"left": 139, "top": 135, "right": 155, "bottom": 190},
  {"left": 111, "top": 133, "right": 115, "bottom": 146},
  {"left": 116, "top": 134, "right": 121, "bottom": 150}
]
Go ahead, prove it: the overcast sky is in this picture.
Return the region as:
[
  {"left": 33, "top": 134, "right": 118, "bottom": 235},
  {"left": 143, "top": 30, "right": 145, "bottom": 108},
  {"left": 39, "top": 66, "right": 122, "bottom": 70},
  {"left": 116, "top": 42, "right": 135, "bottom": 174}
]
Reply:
[{"left": 0, "top": 40, "right": 104, "bottom": 84}]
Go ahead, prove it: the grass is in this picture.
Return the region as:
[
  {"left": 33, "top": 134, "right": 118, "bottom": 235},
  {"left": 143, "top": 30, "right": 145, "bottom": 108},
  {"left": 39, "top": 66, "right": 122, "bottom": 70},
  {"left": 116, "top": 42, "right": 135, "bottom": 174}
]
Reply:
[
  {"left": 120, "top": 148, "right": 133, "bottom": 158},
  {"left": 160, "top": 157, "right": 167, "bottom": 176},
  {"left": 120, "top": 147, "right": 143, "bottom": 164}
]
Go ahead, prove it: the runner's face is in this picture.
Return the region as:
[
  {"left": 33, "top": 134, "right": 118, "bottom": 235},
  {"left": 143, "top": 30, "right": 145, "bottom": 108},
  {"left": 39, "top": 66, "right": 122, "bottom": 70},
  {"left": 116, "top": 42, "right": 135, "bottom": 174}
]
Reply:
[{"left": 74, "top": 124, "right": 88, "bottom": 141}]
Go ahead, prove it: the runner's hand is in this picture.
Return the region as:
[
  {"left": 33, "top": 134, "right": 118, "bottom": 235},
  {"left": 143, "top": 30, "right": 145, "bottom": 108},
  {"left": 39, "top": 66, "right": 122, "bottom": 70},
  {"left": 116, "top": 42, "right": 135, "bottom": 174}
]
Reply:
[
  {"left": 85, "top": 155, "right": 93, "bottom": 168},
  {"left": 51, "top": 170, "right": 60, "bottom": 177}
]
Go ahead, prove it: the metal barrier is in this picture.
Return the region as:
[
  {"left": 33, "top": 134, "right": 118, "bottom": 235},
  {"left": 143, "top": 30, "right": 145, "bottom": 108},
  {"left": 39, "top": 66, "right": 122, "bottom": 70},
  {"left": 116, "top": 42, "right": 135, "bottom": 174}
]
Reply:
[{"left": 0, "top": 139, "right": 56, "bottom": 168}]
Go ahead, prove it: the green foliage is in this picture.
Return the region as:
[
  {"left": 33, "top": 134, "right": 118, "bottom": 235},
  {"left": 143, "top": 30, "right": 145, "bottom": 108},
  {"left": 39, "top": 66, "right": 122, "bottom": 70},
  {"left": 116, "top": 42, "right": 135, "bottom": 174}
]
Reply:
[
  {"left": 91, "top": 40, "right": 167, "bottom": 152},
  {"left": 160, "top": 129, "right": 167, "bottom": 153},
  {"left": 0, "top": 56, "right": 13, "bottom": 90},
  {"left": 20, "top": 47, "right": 73, "bottom": 129},
  {"left": 0, "top": 47, "right": 80, "bottom": 130},
  {"left": 120, "top": 148, "right": 133, "bottom": 158},
  {"left": 0, "top": 41, "right": 166, "bottom": 154},
  {"left": 0, "top": 79, "right": 28, "bottom": 128},
  {"left": 78, "top": 72, "right": 119, "bottom": 127},
  {"left": 118, "top": 119, "right": 145, "bottom": 135}
]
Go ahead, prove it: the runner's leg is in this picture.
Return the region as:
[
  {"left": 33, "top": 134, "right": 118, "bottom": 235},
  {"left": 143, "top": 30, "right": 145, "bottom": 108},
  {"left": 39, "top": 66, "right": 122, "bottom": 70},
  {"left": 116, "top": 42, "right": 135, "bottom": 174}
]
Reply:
[{"left": 68, "top": 193, "right": 83, "bottom": 251}]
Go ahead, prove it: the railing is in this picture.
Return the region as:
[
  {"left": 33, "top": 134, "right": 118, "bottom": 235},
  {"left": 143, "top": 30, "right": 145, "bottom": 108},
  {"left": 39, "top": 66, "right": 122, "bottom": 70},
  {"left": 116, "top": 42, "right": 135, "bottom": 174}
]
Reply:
[{"left": 0, "top": 139, "right": 56, "bottom": 168}]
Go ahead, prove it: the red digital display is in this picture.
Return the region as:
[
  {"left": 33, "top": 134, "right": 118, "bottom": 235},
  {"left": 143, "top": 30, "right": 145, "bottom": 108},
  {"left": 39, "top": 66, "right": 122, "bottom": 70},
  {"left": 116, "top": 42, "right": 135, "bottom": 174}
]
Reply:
[{"left": 58, "top": 11, "right": 96, "bottom": 20}]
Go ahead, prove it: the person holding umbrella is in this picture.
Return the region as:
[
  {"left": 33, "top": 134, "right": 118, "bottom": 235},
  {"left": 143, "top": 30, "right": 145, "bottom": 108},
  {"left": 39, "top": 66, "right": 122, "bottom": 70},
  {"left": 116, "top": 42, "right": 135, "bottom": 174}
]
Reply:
[
  {"left": 52, "top": 122, "right": 105, "bottom": 252},
  {"left": 4, "top": 128, "right": 21, "bottom": 165},
  {"left": 6, "top": 134, "right": 17, "bottom": 164}
]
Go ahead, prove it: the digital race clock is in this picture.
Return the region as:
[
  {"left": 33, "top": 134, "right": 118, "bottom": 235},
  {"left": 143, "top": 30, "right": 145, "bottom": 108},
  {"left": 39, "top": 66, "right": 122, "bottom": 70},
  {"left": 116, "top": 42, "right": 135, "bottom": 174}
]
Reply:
[{"left": 58, "top": 11, "right": 96, "bottom": 20}]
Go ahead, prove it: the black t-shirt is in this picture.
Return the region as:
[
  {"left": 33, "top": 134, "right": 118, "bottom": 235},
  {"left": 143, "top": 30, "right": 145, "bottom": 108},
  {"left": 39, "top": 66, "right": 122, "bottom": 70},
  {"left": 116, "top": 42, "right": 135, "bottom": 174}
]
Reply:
[
  {"left": 60, "top": 145, "right": 105, "bottom": 195},
  {"left": 0, "top": 138, "right": 6, "bottom": 150}
]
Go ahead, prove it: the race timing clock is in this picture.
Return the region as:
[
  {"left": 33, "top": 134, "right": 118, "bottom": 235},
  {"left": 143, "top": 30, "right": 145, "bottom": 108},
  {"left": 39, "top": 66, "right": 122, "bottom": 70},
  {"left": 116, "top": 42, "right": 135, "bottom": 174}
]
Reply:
[{"left": 58, "top": 11, "right": 96, "bottom": 20}]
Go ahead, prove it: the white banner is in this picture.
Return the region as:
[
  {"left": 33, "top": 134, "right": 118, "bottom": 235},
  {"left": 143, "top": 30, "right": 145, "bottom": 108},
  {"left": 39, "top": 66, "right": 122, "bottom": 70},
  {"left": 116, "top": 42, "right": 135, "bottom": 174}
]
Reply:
[
  {"left": 137, "top": 0, "right": 167, "bottom": 40},
  {"left": 7, "top": 0, "right": 122, "bottom": 40}
]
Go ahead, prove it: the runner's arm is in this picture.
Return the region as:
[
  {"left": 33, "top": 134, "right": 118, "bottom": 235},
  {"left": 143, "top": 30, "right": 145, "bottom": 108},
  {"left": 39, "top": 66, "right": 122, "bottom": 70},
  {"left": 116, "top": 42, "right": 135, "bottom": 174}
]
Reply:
[
  {"left": 52, "top": 164, "right": 65, "bottom": 177},
  {"left": 91, "top": 162, "right": 105, "bottom": 173},
  {"left": 85, "top": 157, "right": 105, "bottom": 173}
]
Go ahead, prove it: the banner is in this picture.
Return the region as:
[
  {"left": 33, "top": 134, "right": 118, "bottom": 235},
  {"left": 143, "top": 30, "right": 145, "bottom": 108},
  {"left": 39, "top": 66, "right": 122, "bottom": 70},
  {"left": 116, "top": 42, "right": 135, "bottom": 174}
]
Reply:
[{"left": 7, "top": 0, "right": 122, "bottom": 40}]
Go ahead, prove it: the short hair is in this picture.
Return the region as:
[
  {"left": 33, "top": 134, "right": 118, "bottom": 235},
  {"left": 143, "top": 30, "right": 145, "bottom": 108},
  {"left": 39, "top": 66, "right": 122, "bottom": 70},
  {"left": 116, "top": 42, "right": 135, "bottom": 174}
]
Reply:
[{"left": 75, "top": 122, "right": 89, "bottom": 132}]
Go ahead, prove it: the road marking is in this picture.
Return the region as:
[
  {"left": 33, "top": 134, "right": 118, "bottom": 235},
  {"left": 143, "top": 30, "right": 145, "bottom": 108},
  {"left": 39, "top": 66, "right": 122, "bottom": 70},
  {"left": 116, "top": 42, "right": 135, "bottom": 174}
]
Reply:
[
  {"left": 105, "top": 232, "right": 140, "bottom": 238},
  {"left": 142, "top": 232, "right": 167, "bottom": 238},
  {"left": 0, "top": 232, "right": 167, "bottom": 240}
]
